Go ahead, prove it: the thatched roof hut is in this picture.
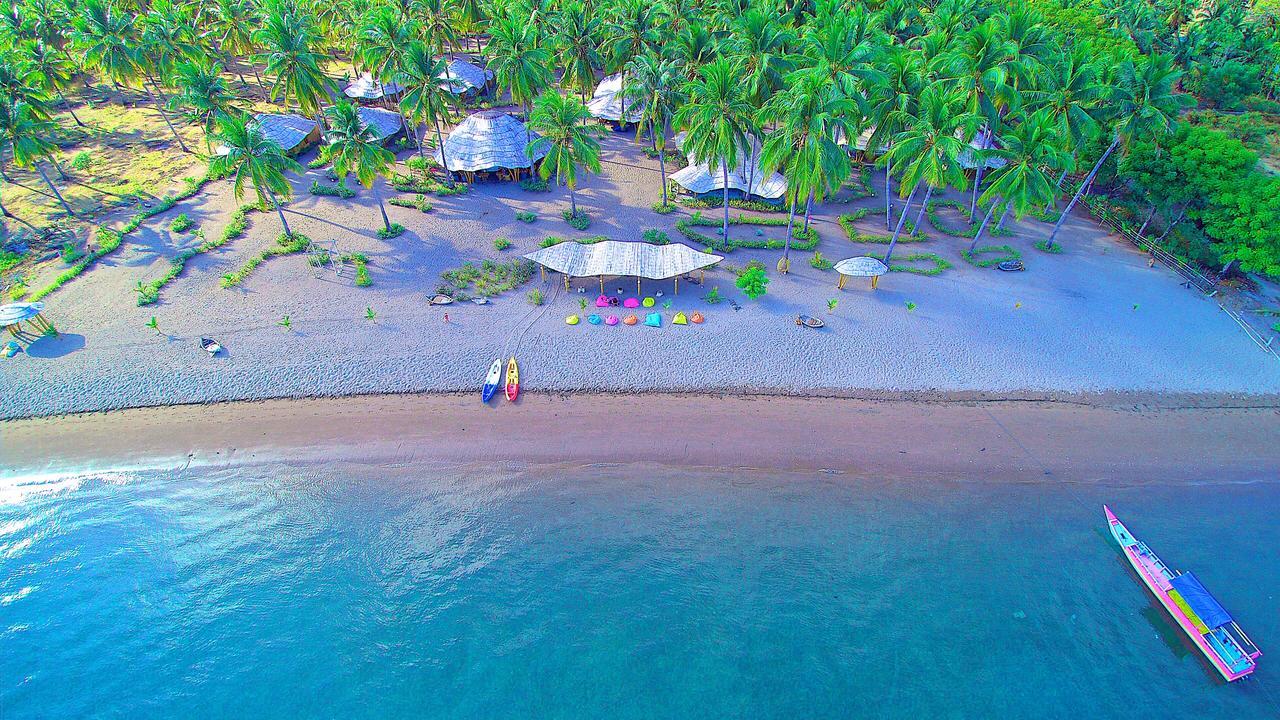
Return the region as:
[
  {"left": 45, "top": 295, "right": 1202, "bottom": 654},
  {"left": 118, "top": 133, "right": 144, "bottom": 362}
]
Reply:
[
  {"left": 343, "top": 74, "right": 404, "bottom": 102},
  {"left": 237, "top": 113, "right": 321, "bottom": 156},
  {"left": 354, "top": 107, "right": 403, "bottom": 145},
  {"left": 586, "top": 73, "right": 643, "bottom": 125},
  {"left": 670, "top": 132, "right": 787, "bottom": 201},
  {"left": 434, "top": 111, "right": 547, "bottom": 174},
  {"left": 437, "top": 58, "right": 493, "bottom": 96}
]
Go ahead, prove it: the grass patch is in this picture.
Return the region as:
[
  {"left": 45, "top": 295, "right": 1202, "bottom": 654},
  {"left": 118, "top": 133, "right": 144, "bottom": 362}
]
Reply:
[
  {"left": 519, "top": 177, "right": 549, "bottom": 192},
  {"left": 1035, "top": 239, "right": 1064, "bottom": 254},
  {"left": 515, "top": 210, "right": 536, "bottom": 223},
  {"left": 441, "top": 258, "right": 535, "bottom": 298},
  {"left": 526, "top": 288, "right": 545, "bottom": 305},
  {"left": 136, "top": 221, "right": 247, "bottom": 305},
  {"left": 61, "top": 241, "right": 85, "bottom": 265},
  {"left": 341, "top": 252, "right": 372, "bottom": 286},
  {"left": 961, "top": 244, "right": 1021, "bottom": 268},
  {"left": 837, "top": 208, "right": 926, "bottom": 244},
  {"left": 170, "top": 213, "right": 194, "bottom": 233},
  {"left": 0, "top": 250, "right": 23, "bottom": 273},
  {"left": 310, "top": 179, "right": 356, "bottom": 198},
  {"left": 844, "top": 165, "right": 875, "bottom": 199},
  {"left": 675, "top": 211, "right": 818, "bottom": 252},
  {"left": 678, "top": 196, "right": 784, "bottom": 213},
  {"left": 562, "top": 209, "right": 591, "bottom": 230},
  {"left": 642, "top": 229, "right": 670, "bottom": 245},
  {"left": 925, "top": 199, "right": 1011, "bottom": 238},
  {"left": 392, "top": 171, "right": 469, "bottom": 197},
  {"left": 651, "top": 201, "right": 676, "bottom": 215},
  {"left": 539, "top": 235, "right": 609, "bottom": 248},
  {"left": 220, "top": 231, "right": 312, "bottom": 288},
  {"left": 377, "top": 223, "right": 407, "bottom": 239},
  {"left": 810, "top": 251, "right": 833, "bottom": 270},
  {"left": 868, "top": 251, "right": 952, "bottom": 276},
  {"left": 494, "top": 237, "right": 512, "bottom": 251},
  {"left": 388, "top": 194, "right": 434, "bottom": 212}
]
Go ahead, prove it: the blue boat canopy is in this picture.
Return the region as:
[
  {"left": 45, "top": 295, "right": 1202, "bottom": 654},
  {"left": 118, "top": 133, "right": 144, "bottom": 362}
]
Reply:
[{"left": 1170, "top": 572, "right": 1233, "bottom": 629}]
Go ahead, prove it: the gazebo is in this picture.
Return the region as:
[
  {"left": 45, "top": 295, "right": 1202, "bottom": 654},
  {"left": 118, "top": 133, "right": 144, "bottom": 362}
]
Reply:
[
  {"left": 1, "top": 301, "right": 54, "bottom": 339},
  {"left": 343, "top": 74, "right": 404, "bottom": 104},
  {"left": 437, "top": 58, "right": 493, "bottom": 98},
  {"left": 524, "top": 240, "right": 722, "bottom": 294},
  {"left": 834, "top": 256, "right": 889, "bottom": 289},
  {"left": 434, "top": 111, "right": 548, "bottom": 181},
  {"left": 670, "top": 132, "right": 787, "bottom": 202},
  {"left": 586, "top": 74, "right": 643, "bottom": 128}
]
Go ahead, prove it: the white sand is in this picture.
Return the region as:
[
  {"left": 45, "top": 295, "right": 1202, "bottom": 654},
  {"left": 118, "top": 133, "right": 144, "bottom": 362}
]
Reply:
[{"left": 3, "top": 133, "right": 1279, "bottom": 420}]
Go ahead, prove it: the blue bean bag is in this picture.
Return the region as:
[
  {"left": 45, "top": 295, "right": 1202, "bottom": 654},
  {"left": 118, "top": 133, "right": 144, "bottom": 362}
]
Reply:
[
  {"left": 644, "top": 312, "right": 662, "bottom": 328},
  {"left": 587, "top": 313, "right": 603, "bottom": 325}
]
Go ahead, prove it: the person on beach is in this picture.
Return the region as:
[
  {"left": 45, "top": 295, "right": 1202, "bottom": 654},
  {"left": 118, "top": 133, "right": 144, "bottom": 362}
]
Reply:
[{"left": 443, "top": 313, "right": 449, "bottom": 324}]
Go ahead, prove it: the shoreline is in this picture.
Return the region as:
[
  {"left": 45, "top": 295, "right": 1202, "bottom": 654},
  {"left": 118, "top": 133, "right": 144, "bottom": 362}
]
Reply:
[{"left": 5, "top": 391, "right": 1279, "bottom": 483}]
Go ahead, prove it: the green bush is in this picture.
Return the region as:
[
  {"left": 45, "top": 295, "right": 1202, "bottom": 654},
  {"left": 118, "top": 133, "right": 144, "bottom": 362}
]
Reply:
[
  {"left": 494, "top": 237, "right": 513, "bottom": 251},
  {"left": 735, "top": 265, "right": 769, "bottom": 299},
  {"left": 675, "top": 211, "right": 819, "bottom": 252},
  {"left": 377, "top": 223, "right": 407, "bottom": 239},
  {"left": 70, "top": 151, "right": 93, "bottom": 170},
  {"left": 310, "top": 180, "right": 356, "bottom": 198},
  {"left": 389, "top": 194, "right": 434, "bottom": 212},
  {"left": 1192, "top": 60, "right": 1262, "bottom": 111},
  {"left": 61, "top": 241, "right": 85, "bottom": 264},
  {"left": 563, "top": 209, "right": 591, "bottom": 230},
  {"left": 527, "top": 288, "right": 545, "bottom": 305},
  {"left": 961, "top": 245, "right": 1020, "bottom": 268},
  {"left": 170, "top": 213, "right": 194, "bottom": 233},
  {"left": 810, "top": 251, "right": 833, "bottom": 270},
  {"left": 642, "top": 229, "right": 670, "bottom": 245},
  {"left": 345, "top": 253, "right": 372, "bottom": 286},
  {"left": 837, "top": 209, "right": 927, "bottom": 244},
  {"left": 442, "top": 258, "right": 535, "bottom": 297},
  {"left": 220, "top": 232, "right": 312, "bottom": 288},
  {"left": 0, "top": 250, "right": 22, "bottom": 273},
  {"left": 870, "top": 252, "right": 952, "bottom": 276},
  {"left": 651, "top": 201, "right": 676, "bottom": 215},
  {"left": 519, "top": 177, "right": 549, "bottom": 192},
  {"left": 1035, "top": 239, "right": 1064, "bottom": 254},
  {"left": 515, "top": 210, "right": 536, "bottom": 223},
  {"left": 925, "top": 200, "right": 1009, "bottom": 238},
  {"left": 678, "top": 196, "right": 785, "bottom": 213}
]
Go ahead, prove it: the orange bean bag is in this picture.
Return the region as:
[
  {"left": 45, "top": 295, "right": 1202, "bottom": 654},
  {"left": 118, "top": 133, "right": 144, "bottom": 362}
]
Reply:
[
  {"left": 623, "top": 314, "right": 639, "bottom": 325},
  {"left": 690, "top": 312, "right": 705, "bottom": 324}
]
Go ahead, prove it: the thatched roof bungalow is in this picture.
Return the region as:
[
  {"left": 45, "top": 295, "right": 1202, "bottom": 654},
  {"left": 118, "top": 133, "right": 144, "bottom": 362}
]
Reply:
[
  {"left": 433, "top": 111, "right": 548, "bottom": 179},
  {"left": 437, "top": 58, "right": 493, "bottom": 97},
  {"left": 354, "top": 107, "right": 404, "bottom": 145},
  {"left": 669, "top": 132, "right": 787, "bottom": 201},
  {"left": 586, "top": 73, "right": 643, "bottom": 128},
  {"left": 221, "top": 113, "right": 321, "bottom": 156},
  {"left": 343, "top": 74, "right": 404, "bottom": 103}
]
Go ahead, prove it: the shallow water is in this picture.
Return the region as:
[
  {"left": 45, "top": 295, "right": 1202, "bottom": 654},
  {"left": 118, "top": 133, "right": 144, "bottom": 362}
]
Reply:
[{"left": 1, "top": 461, "right": 1276, "bottom": 719}]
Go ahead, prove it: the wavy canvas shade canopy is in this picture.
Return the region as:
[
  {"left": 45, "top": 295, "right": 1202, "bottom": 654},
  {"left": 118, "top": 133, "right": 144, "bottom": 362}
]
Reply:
[
  {"left": 434, "top": 111, "right": 548, "bottom": 172},
  {"left": 524, "top": 241, "right": 722, "bottom": 280},
  {"left": 833, "top": 257, "right": 889, "bottom": 277},
  {"left": 0, "top": 302, "right": 44, "bottom": 325},
  {"left": 670, "top": 132, "right": 787, "bottom": 200},
  {"left": 343, "top": 74, "right": 404, "bottom": 100},
  {"left": 437, "top": 58, "right": 493, "bottom": 94},
  {"left": 586, "top": 74, "right": 643, "bottom": 123}
]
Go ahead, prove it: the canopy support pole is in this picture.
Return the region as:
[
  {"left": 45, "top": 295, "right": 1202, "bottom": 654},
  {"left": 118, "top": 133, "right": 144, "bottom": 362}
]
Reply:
[
  {"left": 838, "top": 274, "right": 847, "bottom": 290},
  {"left": 871, "top": 276, "right": 880, "bottom": 290},
  {"left": 563, "top": 273, "right": 569, "bottom": 292},
  {"left": 636, "top": 276, "right": 640, "bottom": 294},
  {"left": 674, "top": 276, "right": 679, "bottom": 295},
  {"left": 599, "top": 275, "right": 604, "bottom": 294},
  {"left": 540, "top": 266, "right": 546, "bottom": 282}
]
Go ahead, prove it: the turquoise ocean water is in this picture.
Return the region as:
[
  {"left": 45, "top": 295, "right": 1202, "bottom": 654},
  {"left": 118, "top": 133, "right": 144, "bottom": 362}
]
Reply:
[{"left": 1, "top": 461, "right": 1276, "bottom": 719}]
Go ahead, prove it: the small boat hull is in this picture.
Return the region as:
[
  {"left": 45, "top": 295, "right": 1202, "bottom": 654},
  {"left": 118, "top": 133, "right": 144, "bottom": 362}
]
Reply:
[
  {"left": 481, "top": 359, "right": 502, "bottom": 403},
  {"left": 505, "top": 357, "right": 519, "bottom": 402}
]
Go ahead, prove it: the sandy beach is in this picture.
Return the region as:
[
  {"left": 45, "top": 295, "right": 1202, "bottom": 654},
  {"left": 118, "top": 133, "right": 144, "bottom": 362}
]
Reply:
[{"left": 3, "top": 134, "right": 1280, "bottom": 421}]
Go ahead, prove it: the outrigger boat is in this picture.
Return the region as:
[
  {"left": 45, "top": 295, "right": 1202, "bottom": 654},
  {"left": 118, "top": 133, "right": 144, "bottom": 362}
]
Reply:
[
  {"left": 1105, "top": 506, "right": 1261, "bottom": 681},
  {"left": 481, "top": 358, "right": 502, "bottom": 403}
]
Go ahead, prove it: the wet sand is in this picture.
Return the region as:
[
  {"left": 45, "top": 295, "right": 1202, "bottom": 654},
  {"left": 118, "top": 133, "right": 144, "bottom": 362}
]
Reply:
[{"left": 4, "top": 393, "right": 1278, "bottom": 483}]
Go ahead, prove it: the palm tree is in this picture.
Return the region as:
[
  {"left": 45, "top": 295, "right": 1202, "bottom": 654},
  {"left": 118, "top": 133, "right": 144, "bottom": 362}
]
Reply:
[
  {"left": 730, "top": 8, "right": 795, "bottom": 109},
  {"left": 414, "top": 0, "right": 460, "bottom": 92},
  {"left": 555, "top": 1, "right": 601, "bottom": 110},
  {"left": 256, "top": 0, "right": 335, "bottom": 119},
  {"left": 138, "top": 0, "right": 200, "bottom": 152},
  {"left": 525, "top": 90, "right": 602, "bottom": 217},
  {"left": 211, "top": 0, "right": 261, "bottom": 86},
  {"left": 356, "top": 5, "right": 416, "bottom": 91},
  {"left": 624, "top": 53, "right": 686, "bottom": 206},
  {"left": 603, "top": 0, "right": 657, "bottom": 127},
  {"left": 326, "top": 101, "right": 398, "bottom": 233},
  {"left": 487, "top": 16, "right": 553, "bottom": 178},
  {"left": 0, "top": 98, "right": 74, "bottom": 216},
  {"left": 943, "top": 19, "right": 1016, "bottom": 217},
  {"left": 3, "top": 49, "right": 57, "bottom": 121},
  {"left": 208, "top": 114, "right": 303, "bottom": 236},
  {"left": 670, "top": 24, "right": 720, "bottom": 79},
  {"left": 879, "top": 85, "right": 978, "bottom": 265},
  {"left": 674, "top": 58, "right": 753, "bottom": 243},
  {"left": 1044, "top": 54, "right": 1192, "bottom": 250},
  {"left": 24, "top": 41, "right": 85, "bottom": 127},
  {"left": 70, "top": 0, "right": 139, "bottom": 93},
  {"left": 1024, "top": 48, "right": 1105, "bottom": 207},
  {"left": 454, "top": 0, "right": 488, "bottom": 58},
  {"left": 398, "top": 42, "right": 455, "bottom": 178},
  {"left": 170, "top": 60, "right": 240, "bottom": 149},
  {"left": 866, "top": 47, "right": 924, "bottom": 229},
  {"left": 970, "top": 108, "right": 1066, "bottom": 250}
]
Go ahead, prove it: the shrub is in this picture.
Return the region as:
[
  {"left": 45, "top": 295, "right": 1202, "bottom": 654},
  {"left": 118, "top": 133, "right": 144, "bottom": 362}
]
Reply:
[
  {"left": 9, "top": 281, "right": 28, "bottom": 300},
  {"left": 442, "top": 258, "right": 536, "bottom": 297},
  {"left": 70, "top": 151, "right": 93, "bottom": 170},
  {"left": 1035, "top": 239, "right": 1064, "bottom": 254},
  {"left": 562, "top": 209, "right": 591, "bottom": 230},
  {"left": 675, "top": 211, "right": 819, "bottom": 252},
  {"left": 0, "top": 250, "right": 22, "bottom": 273},
  {"left": 837, "top": 209, "right": 927, "bottom": 244},
  {"left": 406, "top": 155, "right": 439, "bottom": 172},
  {"left": 527, "top": 288, "right": 545, "bottom": 305},
  {"left": 347, "top": 253, "right": 372, "bottom": 287},
  {"left": 642, "top": 229, "right": 670, "bottom": 245},
  {"left": 962, "top": 245, "right": 1020, "bottom": 268},
  {"left": 377, "top": 223, "right": 407, "bottom": 239},
  {"left": 61, "top": 241, "right": 85, "bottom": 264},
  {"left": 871, "top": 252, "right": 952, "bottom": 276},
  {"left": 515, "top": 210, "right": 537, "bottom": 223},
  {"left": 389, "top": 194, "right": 433, "bottom": 212},
  {"left": 220, "top": 232, "right": 312, "bottom": 288},
  {"left": 494, "top": 237, "right": 513, "bottom": 251},
  {"left": 310, "top": 180, "right": 356, "bottom": 198},
  {"left": 519, "top": 177, "right": 549, "bottom": 192},
  {"left": 651, "top": 201, "right": 676, "bottom": 214},
  {"left": 170, "top": 213, "right": 194, "bottom": 233},
  {"left": 735, "top": 265, "right": 769, "bottom": 299},
  {"left": 307, "top": 146, "right": 331, "bottom": 169},
  {"left": 810, "top": 251, "right": 833, "bottom": 270},
  {"left": 704, "top": 286, "right": 721, "bottom": 304},
  {"left": 678, "top": 196, "right": 785, "bottom": 212}
]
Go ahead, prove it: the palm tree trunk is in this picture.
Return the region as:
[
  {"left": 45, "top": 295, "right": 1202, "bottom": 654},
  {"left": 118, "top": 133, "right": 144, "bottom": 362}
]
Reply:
[
  {"left": 912, "top": 185, "right": 934, "bottom": 236},
  {"left": 1158, "top": 206, "right": 1186, "bottom": 241},
  {"left": 35, "top": 163, "right": 73, "bottom": 216},
  {"left": 50, "top": 155, "right": 67, "bottom": 180},
  {"left": 658, "top": 128, "right": 668, "bottom": 206},
  {"left": 967, "top": 202, "right": 999, "bottom": 252},
  {"left": 0, "top": 194, "right": 38, "bottom": 232},
  {"left": 377, "top": 188, "right": 391, "bottom": 231},
  {"left": 995, "top": 203, "right": 1011, "bottom": 232},
  {"left": 1047, "top": 134, "right": 1121, "bottom": 250},
  {"left": 145, "top": 79, "right": 190, "bottom": 153},
  {"left": 781, "top": 193, "right": 797, "bottom": 272},
  {"left": 1043, "top": 168, "right": 1068, "bottom": 213},
  {"left": 884, "top": 147, "right": 893, "bottom": 230},
  {"left": 802, "top": 191, "right": 814, "bottom": 232},
  {"left": 570, "top": 188, "right": 577, "bottom": 217},
  {"left": 58, "top": 91, "right": 85, "bottom": 127},
  {"left": 721, "top": 164, "right": 730, "bottom": 245},
  {"left": 1137, "top": 205, "right": 1157, "bottom": 237},
  {"left": 883, "top": 181, "right": 921, "bottom": 266},
  {"left": 969, "top": 126, "right": 991, "bottom": 217},
  {"left": 267, "top": 188, "right": 291, "bottom": 236},
  {"left": 434, "top": 116, "right": 453, "bottom": 185}
]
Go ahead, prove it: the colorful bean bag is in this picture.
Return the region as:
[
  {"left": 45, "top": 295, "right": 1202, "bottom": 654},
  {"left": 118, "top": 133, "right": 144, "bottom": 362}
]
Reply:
[
  {"left": 605, "top": 314, "right": 620, "bottom": 326},
  {"left": 690, "top": 312, "right": 705, "bottom": 324},
  {"left": 595, "top": 295, "right": 611, "bottom": 308},
  {"left": 672, "top": 311, "right": 688, "bottom": 325},
  {"left": 588, "top": 314, "right": 603, "bottom": 325},
  {"left": 644, "top": 312, "right": 662, "bottom": 328},
  {"left": 623, "top": 297, "right": 640, "bottom": 309},
  {"left": 642, "top": 297, "right": 656, "bottom": 308},
  {"left": 566, "top": 314, "right": 580, "bottom": 325},
  {"left": 623, "top": 314, "right": 639, "bottom": 325}
]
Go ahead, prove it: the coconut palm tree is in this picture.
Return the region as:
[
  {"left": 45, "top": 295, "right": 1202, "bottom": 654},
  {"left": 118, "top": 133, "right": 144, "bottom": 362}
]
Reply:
[
  {"left": 170, "top": 60, "right": 240, "bottom": 149},
  {"left": 210, "top": 0, "right": 261, "bottom": 86},
  {"left": 208, "top": 113, "right": 303, "bottom": 236},
  {"left": 327, "top": 100, "right": 398, "bottom": 233},
  {"left": 879, "top": 85, "right": 978, "bottom": 264},
  {"left": 356, "top": 5, "right": 416, "bottom": 90},
  {"left": 24, "top": 41, "right": 84, "bottom": 126},
  {"left": 1044, "top": 54, "right": 1192, "bottom": 250},
  {"left": 398, "top": 42, "right": 456, "bottom": 178},
  {"left": 454, "top": 0, "right": 488, "bottom": 58},
  {"left": 943, "top": 19, "right": 1016, "bottom": 217},
  {"left": 526, "top": 90, "right": 602, "bottom": 217},
  {"left": 487, "top": 16, "right": 553, "bottom": 178},
  {"left": 730, "top": 7, "right": 795, "bottom": 109},
  {"left": 555, "top": 1, "right": 601, "bottom": 109},
  {"left": 866, "top": 46, "right": 925, "bottom": 228},
  {"left": 603, "top": 0, "right": 657, "bottom": 126},
  {"left": 970, "top": 108, "right": 1066, "bottom": 250},
  {"left": 624, "top": 53, "right": 685, "bottom": 206},
  {"left": 670, "top": 24, "right": 720, "bottom": 79},
  {"left": 0, "top": 98, "right": 74, "bottom": 216},
  {"left": 674, "top": 58, "right": 753, "bottom": 243},
  {"left": 69, "top": 0, "right": 139, "bottom": 93},
  {"left": 256, "top": 0, "right": 335, "bottom": 119},
  {"left": 1024, "top": 48, "right": 1106, "bottom": 206},
  {"left": 0, "top": 54, "right": 55, "bottom": 121}
]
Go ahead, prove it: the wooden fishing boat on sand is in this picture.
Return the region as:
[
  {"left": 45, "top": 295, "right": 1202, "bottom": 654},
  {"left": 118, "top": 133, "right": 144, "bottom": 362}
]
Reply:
[{"left": 1105, "top": 505, "right": 1260, "bottom": 682}]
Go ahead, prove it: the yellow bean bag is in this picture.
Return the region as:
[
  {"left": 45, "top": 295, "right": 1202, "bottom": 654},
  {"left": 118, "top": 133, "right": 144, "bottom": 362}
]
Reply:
[{"left": 566, "top": 314, "right": 580, "bottom": 325}]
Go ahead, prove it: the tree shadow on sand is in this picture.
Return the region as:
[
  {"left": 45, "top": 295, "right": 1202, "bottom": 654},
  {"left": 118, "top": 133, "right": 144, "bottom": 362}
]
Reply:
[{"left": 23, "top": 332, "right": 86, "bottom": 358}]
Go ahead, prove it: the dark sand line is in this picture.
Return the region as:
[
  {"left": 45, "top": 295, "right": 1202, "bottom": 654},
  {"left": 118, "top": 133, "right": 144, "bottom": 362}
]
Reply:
[{"left": 3, "top": 392, "right": 1279, "bottom": 483}]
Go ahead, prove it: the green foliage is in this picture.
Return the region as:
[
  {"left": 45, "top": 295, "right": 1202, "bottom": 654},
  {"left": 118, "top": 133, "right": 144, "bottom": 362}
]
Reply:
[
  {"left": 837, "top": 209, "right": 926, "bottom": 244},
  {"left": 377, "top": 223, "right": 407, "bottom": 239},
  {"left": 519, "top": 177, "right": 549, "bottom": 192},
  {"left": 870, "top": 252, "right": 952, "bottom": 276},
  {"left": 810, "top": 251, "right": 833, "bottom": 270},
  {"left": 392, "top": 172, "right": 469, "bottom": 196},
  {"left": 642, "top": 229, "right": 670, "bottom": 245},
  {"left": 962, "top": 245, "right": 1021, "bottom": 268},
  {"left": 562, "top": 209, "right": 592, "bottom": 230},
  {"left": 220, "top": 232, "right": 313, "bottom": 288},
  {"left": 1190, "top": 61, "right": 1262, "bottom": 111},
  {"left": 61, "top": 242, "right": 85, "bottom": 265},
  {"left": 340, "top": 253, "right": 372, "bottom": 287},
  {"left": 526, "top": 288, "right": 545, "bottom": 305},
  {"left": 389, "top": 195, "right": 434, "bottom": 212},
  {"left": 905, "top": 301, "right": 916, "bottom": 312},
  {"left": 704, "top": 286, "right": 722, "bottom": 304},
  {"left": 1035, "top": 239, "right": 1065, "bottom": 254},
  {"left": 441, "top": 259, "right": 536, "bottom": 297},
  {"left": 309, "top": 180, "right": 356, "bottom": 198},
  {"left": 735, "top": 265, "right": 769, "bottom": 299},
  {"left": 170, "top": 213, "right": 194, "bottom": 233},
  {"left": 494, "top": 237, "right": 513, "bottom": 251},
  {"left": 9, "top": 281, "right": 29, "bottom": 301},
  {"left": 676, "top": 211, "right": 819, "bottom": 251},
  {"left": 926, "top": 200, "right": 1010, "bottom": 238},
  {"left": 0, "top": 251, "right": 22, "bottom": 274},
  {"left": 515, "top": 210, "right": 537, "bottom": 223},
  {"left": 651, "top": 201, "right": 676, "bottom": 215},
  {"left": 70, "top": 151, "right": 93, "bottom": 170},
  {"left": 678, "top": 196, "right": 785, "bottom": 213}
]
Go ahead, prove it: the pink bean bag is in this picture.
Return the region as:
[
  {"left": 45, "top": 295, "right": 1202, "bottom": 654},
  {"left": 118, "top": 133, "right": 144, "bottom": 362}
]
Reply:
[
  {"left": 623, "top": 297, "right": 640, "bottom": 308},
  {"left": 605, "top": 314, "right": 620, "bottom": 326},
  {"left": 595, "top": 294, "right": 611, "bottom": 308}
]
